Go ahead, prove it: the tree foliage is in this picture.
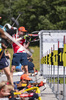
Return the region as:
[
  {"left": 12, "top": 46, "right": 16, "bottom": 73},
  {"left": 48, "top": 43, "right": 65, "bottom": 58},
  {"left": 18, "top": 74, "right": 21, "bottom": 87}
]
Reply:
[{"left": 0, "top": 0, "right": 66, "bottom": 32}]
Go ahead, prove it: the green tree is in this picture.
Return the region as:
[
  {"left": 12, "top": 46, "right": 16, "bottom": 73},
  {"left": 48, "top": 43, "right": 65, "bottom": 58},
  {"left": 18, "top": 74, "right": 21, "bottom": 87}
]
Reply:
[{"left": 0, "top": 0, "right": 66, "bottom": 31}]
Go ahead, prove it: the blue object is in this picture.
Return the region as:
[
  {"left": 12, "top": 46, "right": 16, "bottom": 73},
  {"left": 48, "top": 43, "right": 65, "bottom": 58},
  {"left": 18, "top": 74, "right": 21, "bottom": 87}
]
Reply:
[
  {"left": 14, "top": 81, "right": 20, "bottom": 90},
  {"left": 0, "top": 25, "right": 6, "bottom": 31},
  {"left": 12, "top": 53, "right": 28, "bottom": 66},
  {"left": 28, "top": 70, "right": 34, "bottom": 73},
  {"left": 28, "top": 61, "right": 34, "bottom": 73},
  {"left": 0, "top": 52, "right": 9, "bottom": 69},
  {"left": 29, "top": 80, "right": 35, "bottom": 83},
  {"left": 14, "top": 81, "right": 20, "bottom": 84},
  {"left": 16, "top": 63, "right": 22, "bottom": 70}
]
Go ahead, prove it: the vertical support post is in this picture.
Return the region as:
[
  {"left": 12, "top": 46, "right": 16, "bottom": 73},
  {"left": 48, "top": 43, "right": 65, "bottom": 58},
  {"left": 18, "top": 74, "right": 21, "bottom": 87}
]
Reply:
[
  {"left": 39, "top": 32, "right": 41, "bottom": 75},
  {"left": 49, "top": 49, "right": 51, "bottom": 87},
  {"left": 49, "top": 50, "right": 50, "bottom": 85},
  {"left": 52, "top": 45, "right": 55, "bottom": 93},
  {"left": 50, "top": 47, "right": 52, "bottom": 89},
  {"left": 47, "top": 51, "right": 49, "bottom": 83},
  {"left": 40, "top": 32, "right": 43, "bottom": 76},
  {"left": 63, "top": 67, "right": 66, "bottom": 100},
  {"left": 48, "top": 50, "right": 50, "bottom": 85},
  {"left": 63, "top": 36, "right": 66, "bottom": 100},
  {"left": 56, "top": 41, "right": 59, "bottom": 100},
  {"left": 46, "top": 51, "right": 48, "bottom": 83}
]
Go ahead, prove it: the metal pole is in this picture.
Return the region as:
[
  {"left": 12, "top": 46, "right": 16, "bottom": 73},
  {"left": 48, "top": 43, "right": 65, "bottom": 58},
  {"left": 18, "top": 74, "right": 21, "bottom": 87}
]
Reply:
[
  {"left": 56, "top": 65, "right": 59, "bottom": 100},
  {"left": 48, "top": 66, "right": 49, "bottom": 83},
  {"left": 49, "top": 65, "right": 51, "bottom": 86},
  {"left": 49, "top": 49, "right": 51, "bottom": 87},
  {"left": 12, "top": 13, "right": 21, "bottom": 27},
  {"left": 48, "top": 64, "right": 50, "bottom": 85},
  {"left": 53, "top": 65, "right": 55, "bottom": 93},
  {"left": 63, "top": 36, "right": 66, "bottom": 100},
  {"left": 50, "top": 47, "right": 52, "bottom": 89},
  {"left": 39, "top": 31, "right": 41, "bottom": 75},
  {"left": 41, "top": 33, "right": 43, "bottom": 76},
  {"left": 51, "top": 65, "right": 52, "bottom": 89},
  {"left": 49, "top": 50, "right": 50, "bottom": 86},
  {"left": 47, "top": 51, "right": 49, "bottom": 83},
  {"left": 40, "top": 32, "right": 43, "bottom": 76},
  {"left": 52, "top": 45, "right": 55, "bottom": 93},
  {"left": 63, "top": 67, "right": 66, "bottom": 100},
  {"left": 56, "top": 41, "right": 59, "bottom": 100}
]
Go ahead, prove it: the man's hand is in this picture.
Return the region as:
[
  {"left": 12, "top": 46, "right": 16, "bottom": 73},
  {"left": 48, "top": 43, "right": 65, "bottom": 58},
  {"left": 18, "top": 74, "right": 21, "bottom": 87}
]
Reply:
[{"left": 23, "top": 35, "right": 29, "bottom": 39}]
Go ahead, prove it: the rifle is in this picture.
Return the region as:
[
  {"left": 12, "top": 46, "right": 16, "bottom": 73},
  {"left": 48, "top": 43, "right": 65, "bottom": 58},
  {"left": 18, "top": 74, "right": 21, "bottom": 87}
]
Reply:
[
  {"left": 0, "top": 28, "right": 32, "bottom": 56},
  {"left": 16, "top": 81, "right": 46, "bottom": 88},
  {"left": 9, "top": 87, "right": 42, "bottom": 100}
]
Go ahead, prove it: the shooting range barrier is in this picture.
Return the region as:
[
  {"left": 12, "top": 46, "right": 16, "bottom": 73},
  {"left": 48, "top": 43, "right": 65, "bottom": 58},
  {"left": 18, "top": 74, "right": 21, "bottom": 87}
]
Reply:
[{"left": 39, "top": 30, "right": 66, "bottom": 100}]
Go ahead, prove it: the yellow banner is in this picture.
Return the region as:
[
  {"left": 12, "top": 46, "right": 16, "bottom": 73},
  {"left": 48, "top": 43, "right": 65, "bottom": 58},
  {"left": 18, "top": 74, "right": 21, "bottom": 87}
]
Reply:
[
  {"left": 49, "top": 53, "right": 51, "bottom": 65},
  {"left": 63, "top": 44, "right": 66, "bottom": 67},
  {"left": 58, "top": 48, "right": 63, "bottom": 66},
  {"left": 53, "top": 50, "right": 58, "bottom": 65}
]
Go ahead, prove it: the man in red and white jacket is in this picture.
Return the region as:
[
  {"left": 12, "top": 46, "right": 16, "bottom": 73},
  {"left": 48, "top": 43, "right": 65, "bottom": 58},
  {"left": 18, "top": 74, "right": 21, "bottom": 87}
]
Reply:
[{"left": 11, "top": 26, "right": 30, "bottom": 76}]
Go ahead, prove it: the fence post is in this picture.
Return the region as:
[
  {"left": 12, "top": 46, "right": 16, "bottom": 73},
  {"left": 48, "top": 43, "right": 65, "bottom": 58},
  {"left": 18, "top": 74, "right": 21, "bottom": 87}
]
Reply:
[
  {"left": 50, "top": 47, "right": 52, "bottom": 89},
  {"left": 55, "top": 41, "right": 59, "bottom": 100},
  {"left": 52, "top": 45, "right": 55, "bottom": 93},
  {"left": 63, "top": 36, "right": 66, "bottom": 100},
  {"left": 63, "top": 67, "right": 66, "bottom": 100},
  {"left": 40, "top": 32, "right": 43, "bottom": 76},
  {"left": 47, "top": 51, "right": 49, "bottom": 83},
  {"left": 48, "top": 50, "right": 50, "bottom": 85},
  {"left": 49, "top": 50, "right": 50, "bottom": 85}
]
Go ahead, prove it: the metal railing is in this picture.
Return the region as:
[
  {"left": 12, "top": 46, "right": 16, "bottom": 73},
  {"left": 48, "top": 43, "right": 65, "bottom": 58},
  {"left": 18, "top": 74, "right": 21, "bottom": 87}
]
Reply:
[{"left": 39, "top": 30, "right": 66, "bottom": 100}]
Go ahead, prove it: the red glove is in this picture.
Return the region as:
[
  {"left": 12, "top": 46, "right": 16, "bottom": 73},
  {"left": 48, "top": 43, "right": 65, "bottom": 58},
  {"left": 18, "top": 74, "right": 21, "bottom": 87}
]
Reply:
[{"left": 38, "top": 81, "right": 43, "bottom": 87}]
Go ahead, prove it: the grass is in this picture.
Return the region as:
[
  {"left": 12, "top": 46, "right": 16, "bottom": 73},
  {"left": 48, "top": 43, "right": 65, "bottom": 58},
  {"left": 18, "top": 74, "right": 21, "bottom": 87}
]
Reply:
[
  {"left": 50, "top": 78, "right": 66, "bottom": 84},
  {"left": 30, "top": 46, "right": 40, "bottom": 70},
  {"left": 4, "top": 46, "right": 40, "bottom": 71}
]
